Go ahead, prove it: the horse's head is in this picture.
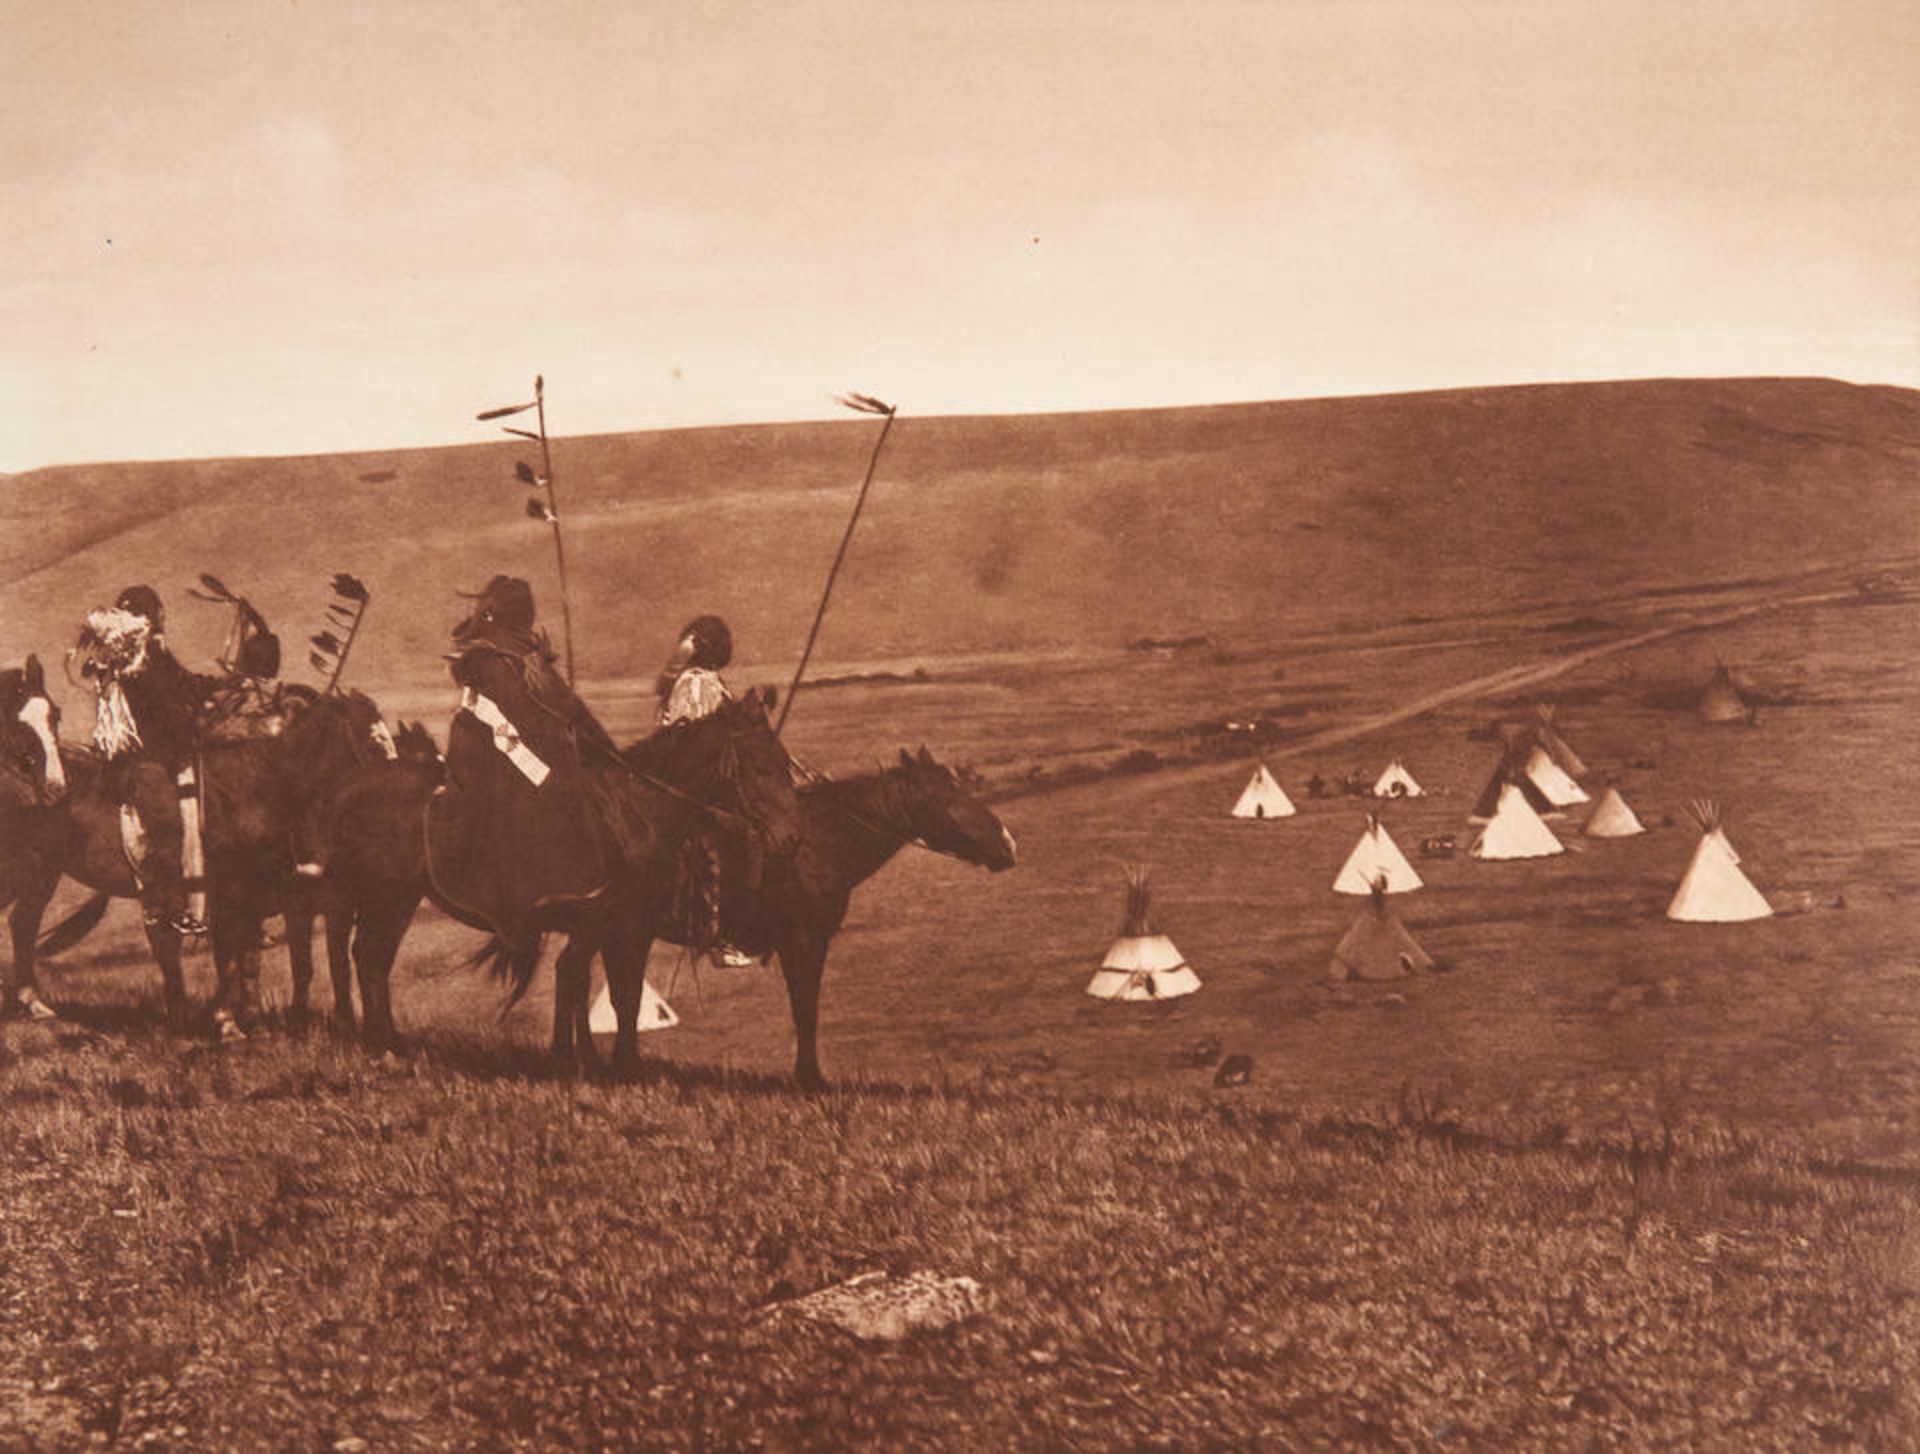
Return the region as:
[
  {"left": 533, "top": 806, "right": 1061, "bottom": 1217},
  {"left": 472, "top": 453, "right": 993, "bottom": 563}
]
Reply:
[
  {"left": 392, "top": 719, "right": 442, "bottom": 764},
  {"left": 0, "top": 656, "right": 68, "bottom": 806},
  {"left": 891, "top": 746, "right": 1017, "bottom": 871}
]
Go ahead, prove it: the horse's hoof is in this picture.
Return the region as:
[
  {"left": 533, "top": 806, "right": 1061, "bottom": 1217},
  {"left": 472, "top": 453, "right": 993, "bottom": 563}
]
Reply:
[{"left": 214, "top": 1011, "right": 248, "bottom": 1044}]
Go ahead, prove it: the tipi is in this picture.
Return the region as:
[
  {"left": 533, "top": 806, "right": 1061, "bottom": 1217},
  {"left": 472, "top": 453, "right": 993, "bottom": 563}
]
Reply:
[
  {"left": 1329, "top": 881, "right": 1435, "bottom": 982},
  {"left": 1583, "top": 786, "right": 1645, "bottom": 838},
  {"left": 1470, "top": 781, "right": 1566, "bottom": 860},
  {"left": 1371, "top": 759, "right": 1423, "bottom": 798},
  {"left": 1469, "top": 751, "right": 1561, "bottom": 823},
  {"left": 588, "top": 980, "right": 680, "bottom": 1034},
  {"left": 1667, "top": 801, "right": 1772, "bottom": 922},
  {"left": 1533, "top": 705, "right": 1589, "bottom": 778},
  {"left": 1231, "top": 764, "right": 1296, "bottom": 819},
  {"left": 1087, "top": 866, "right": 1201, "bottom": 1001},
  {"left": 1333, "top": 816, "right": 1423, "bottom": 894},
  {"left": 1698, "top": 664, "right": 1751, "bottom": 724},
  {"left": 1523, "top": 744, "right": 1590, "bottom": 808}
]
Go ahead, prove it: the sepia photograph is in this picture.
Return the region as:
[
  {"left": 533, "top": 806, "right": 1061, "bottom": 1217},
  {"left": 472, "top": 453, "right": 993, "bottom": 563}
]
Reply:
[{"left": 3, "top": 1, "right": 1917, "bottom": 1447}]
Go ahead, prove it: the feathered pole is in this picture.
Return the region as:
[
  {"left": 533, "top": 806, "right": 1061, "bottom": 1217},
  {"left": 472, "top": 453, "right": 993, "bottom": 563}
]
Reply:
[
  {"left": 777, "top": 392, "right": 898, "bottom": 735},
  {"left": 478, "top": 374, "right": 575, "bottom": 684},
  {"left": 308, "top": 573, "right": 371, "bottom": 692}
]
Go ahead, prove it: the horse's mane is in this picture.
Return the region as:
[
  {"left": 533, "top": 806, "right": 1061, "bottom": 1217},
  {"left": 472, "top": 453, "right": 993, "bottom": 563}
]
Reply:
[{"left": 621, "top": 693, "right": 759, "bottom": 777}]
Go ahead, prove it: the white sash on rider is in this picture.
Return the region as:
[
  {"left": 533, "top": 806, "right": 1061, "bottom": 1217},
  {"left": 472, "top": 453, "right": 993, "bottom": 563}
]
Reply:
[{"left": 460, "top": 687, "right": 552, "bottom": 787}]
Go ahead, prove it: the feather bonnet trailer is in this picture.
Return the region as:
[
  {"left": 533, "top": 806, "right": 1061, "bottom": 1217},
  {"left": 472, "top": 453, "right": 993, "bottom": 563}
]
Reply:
[{"left": 74, "top": 606, "right": 155, "bottom": 756}]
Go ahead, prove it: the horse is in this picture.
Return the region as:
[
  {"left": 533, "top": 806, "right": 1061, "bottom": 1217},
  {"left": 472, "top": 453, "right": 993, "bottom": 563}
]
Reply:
[
  {"left": 280, "top": 717, "right": 440, "bottom": 1034},
  {"left": 5, "top": 683, "right": 399, "bottom": 1033},
  {"left": 321, "top": 688, "right": 804, "bottom": 1057},
  {"left": 502, "top": 746, "right": 1018, "bottom": 1088},
  {"left": 1, "top": 657, "right": 194, "bottom": 1022}
]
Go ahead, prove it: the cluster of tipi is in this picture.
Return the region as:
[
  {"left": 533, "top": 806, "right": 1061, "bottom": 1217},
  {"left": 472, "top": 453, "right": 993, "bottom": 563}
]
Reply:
[{"left": 1090, "top": 695, "right": 1775, "bottom": 1001}]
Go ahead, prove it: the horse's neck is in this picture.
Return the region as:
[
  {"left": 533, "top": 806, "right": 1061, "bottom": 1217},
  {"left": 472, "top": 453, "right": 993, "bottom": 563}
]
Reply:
[{"left": 807, "top": 773, "right": 910, "bottom": 887}]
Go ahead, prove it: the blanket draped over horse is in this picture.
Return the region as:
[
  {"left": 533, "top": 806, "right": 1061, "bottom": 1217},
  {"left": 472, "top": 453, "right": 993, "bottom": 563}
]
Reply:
[{"left": 425, "top": 637, "right": 617, "bottom": 958}]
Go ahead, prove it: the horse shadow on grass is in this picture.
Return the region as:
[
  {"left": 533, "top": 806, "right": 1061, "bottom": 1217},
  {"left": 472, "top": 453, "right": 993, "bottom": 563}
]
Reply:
[{"left": 407, "top": 1028, "right": 1033, "bottom": 1109}]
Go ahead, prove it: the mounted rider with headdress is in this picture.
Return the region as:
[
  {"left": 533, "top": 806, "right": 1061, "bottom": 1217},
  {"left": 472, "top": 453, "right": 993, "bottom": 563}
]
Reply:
[
  {"left": 426, "top": 575, "right": 620, "bottom": 957},
  {"left": 74, "top": 585, "right": 219, "bottom": 934}
]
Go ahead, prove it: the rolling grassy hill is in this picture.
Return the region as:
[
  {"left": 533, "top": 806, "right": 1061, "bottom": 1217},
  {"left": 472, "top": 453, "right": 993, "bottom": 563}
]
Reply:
[{"left": 5, "top": 377, "right": 1917, "bottom": 714}]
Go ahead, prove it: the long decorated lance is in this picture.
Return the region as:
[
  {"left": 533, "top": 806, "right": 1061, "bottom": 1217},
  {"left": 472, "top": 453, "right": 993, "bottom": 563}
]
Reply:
[
  {"left": 478, "top": 374, "right": 576, "bottom": 684},
  {"left": 776, "top": 392, "right": 897, "bottom": 735}
]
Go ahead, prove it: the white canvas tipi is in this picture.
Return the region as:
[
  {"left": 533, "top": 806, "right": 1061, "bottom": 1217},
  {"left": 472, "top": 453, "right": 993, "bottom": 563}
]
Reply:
[
  {"left": 1583, "top": 786, "right": 1645, "bottom": 838},
  {"left": 1087, "top": 866, "right": 1200, "bottom": 1000},
  {"left": 1371, "top": 759, "right": 1423, "bottom": 798},
  {"left": 1523, "top": 744, "right": 1590, "bottom": 808},
  {"left": 588, "top": 980, "right": 681, "bottom": 1034},
  {"left": 1533, "top": 705, "right": 1589, "bottom": 778},
  {"left": 1333, "top": 816, "right": 1423, "bottom": 894},
  {"left": 1470, "top": 782, "right": 1566, "bottom": 860},
  {"left": 1231, "top": 764, "right": 1296, "bottom": 819},
  {"left": 1667, "top": 802, "right": 1772, "bottom": 922}
]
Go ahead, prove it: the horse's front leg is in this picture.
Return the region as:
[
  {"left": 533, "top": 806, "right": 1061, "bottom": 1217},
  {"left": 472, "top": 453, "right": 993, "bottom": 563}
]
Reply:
[
  {"left": 6, "top": 864, "right": 61, "bottom": 1018},
  {"left": 604, "top": 933, "right": 655, "bottom": 1079},
  {"left": 352, "top": 890, "right": 419, "bottom": 1056},
  {"left": 208, "top": 895, "right": 263, "bottom": 1041},
  {"left": 142, "top": 920, "right": 190, "bottom": 1031},
  {"left": 282, "top": 893, "right": 316, "bottom": 1030},
  {"left": 779, "top": 932, "right": 828, "bottom": 1091},
  {"left": 324, "top": 898, "right": 356, "bottom": 1034}
]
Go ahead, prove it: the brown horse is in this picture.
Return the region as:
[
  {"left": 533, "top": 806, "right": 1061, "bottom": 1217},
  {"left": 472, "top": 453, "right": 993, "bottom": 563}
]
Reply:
[
  {"left": 321, "top": 688, "right": 804, "bottom": 1057},
  {"left": 5, "top": 684, "right": 399, "bottom": 1033},
  {"left": 501, "top": 746, "right": 1019, "bottom": 1088}
]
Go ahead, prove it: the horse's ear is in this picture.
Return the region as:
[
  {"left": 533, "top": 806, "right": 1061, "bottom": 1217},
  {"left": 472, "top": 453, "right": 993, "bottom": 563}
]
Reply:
[
  {"left": 23, "top": 655, "right": 43, "bottom": 690},
  {"left": 898, "top": 748, "right": 913, "bottom": 767},
  {"left": 757, "top": 683, "right": 778, "bottom": 712},
  {"left": 916, "top": 745, "right": 934, "bottom": 766}
]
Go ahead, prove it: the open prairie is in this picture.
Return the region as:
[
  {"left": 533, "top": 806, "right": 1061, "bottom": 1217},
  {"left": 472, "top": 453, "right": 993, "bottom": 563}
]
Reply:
[{"left": 4, "top": 378, "right": 1918, "bottom": 1448}]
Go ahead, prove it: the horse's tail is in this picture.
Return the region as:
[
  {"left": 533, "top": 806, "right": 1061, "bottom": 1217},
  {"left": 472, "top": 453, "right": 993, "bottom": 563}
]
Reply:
[
  {"left": 36, "top": 891, "right": 113, "bottom": 957},
  {"left": 467, "top": 932, "right": 545, "bottom": 1009}
]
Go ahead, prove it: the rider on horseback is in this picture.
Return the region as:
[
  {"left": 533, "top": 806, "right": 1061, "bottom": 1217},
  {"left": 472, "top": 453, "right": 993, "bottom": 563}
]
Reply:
[
  {"left": 75, "top": 585, "right": 215, "bottom": 935},
  {"left": 655, "top": 614, "right": 758, "bottom": 965},
  {"left": 656, "top": 614, "right": 734, "bottom": 726},
  {"left": 428, "top": 576, "right": 620, "bottom": 956}
]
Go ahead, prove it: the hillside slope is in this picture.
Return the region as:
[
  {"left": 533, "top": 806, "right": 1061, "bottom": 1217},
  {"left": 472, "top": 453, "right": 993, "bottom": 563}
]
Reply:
[{"left": 4, "top": 377, "right": 1916, "bottom": 700}]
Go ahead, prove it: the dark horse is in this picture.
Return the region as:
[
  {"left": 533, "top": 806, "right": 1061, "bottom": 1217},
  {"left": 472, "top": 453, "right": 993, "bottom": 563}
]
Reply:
[
  {"left": 3, "top": 680, "right": 398, "bottom": 1033},
  {"left": 495, "top": 746, "right": 1018, "bottom": 1088},
  {"left": 319, "top": 688, "right": 803, "bottom": 1057},
  {"left": 280, "top": 718, "right": 441, "bottom": 1035}
]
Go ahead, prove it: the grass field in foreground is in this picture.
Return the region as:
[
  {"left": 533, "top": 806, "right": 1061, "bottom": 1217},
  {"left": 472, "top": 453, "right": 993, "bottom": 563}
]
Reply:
[{"left": 1, "top": 1022, "right": 1915, "bottom": 1452}]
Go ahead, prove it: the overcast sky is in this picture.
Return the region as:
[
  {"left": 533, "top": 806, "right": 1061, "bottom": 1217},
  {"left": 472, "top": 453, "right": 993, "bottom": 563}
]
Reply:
[{"left": 4, "top": 0, "right": 1915, "bottom": 471}]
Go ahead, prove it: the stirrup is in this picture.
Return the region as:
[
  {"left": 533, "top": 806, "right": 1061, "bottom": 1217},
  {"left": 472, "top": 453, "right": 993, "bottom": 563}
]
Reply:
[
  {"left": 715, "top": 945, "right": 754, "bottom": 968},
  {"left": 294, "top": 861, "right": 326, "bottom": 879},
  {"left": 170, "top": 912, "right": 210, "bottom": 937}
]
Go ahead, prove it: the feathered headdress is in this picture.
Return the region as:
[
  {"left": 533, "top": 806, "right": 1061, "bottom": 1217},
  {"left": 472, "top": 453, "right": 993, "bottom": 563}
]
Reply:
[{"left": 74, "top": 607, "right": 154, "bottom": 756}]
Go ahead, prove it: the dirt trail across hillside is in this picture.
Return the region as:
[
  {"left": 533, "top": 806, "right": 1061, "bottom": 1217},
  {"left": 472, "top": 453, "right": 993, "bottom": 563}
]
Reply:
[{"left": 1015, "top": 561, "right": 1914, "bottom": 810}]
